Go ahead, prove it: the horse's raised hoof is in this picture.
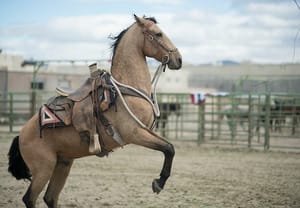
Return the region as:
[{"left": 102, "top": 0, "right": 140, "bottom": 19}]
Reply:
[{"left": 152, "top": 179, "right": 162, "bottom": 194}]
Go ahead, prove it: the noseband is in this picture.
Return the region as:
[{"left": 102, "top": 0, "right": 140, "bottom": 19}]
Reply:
[{"left": 141, "top": 24, "right": 178, "bottom": 65}]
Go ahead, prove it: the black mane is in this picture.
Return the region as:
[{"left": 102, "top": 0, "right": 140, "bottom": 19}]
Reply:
[
  {"left": 110, "top": 16, "right": 157, "bottom": 62},
  {"left": 144, "top": 16, "right": 157, "bottom": 24}
]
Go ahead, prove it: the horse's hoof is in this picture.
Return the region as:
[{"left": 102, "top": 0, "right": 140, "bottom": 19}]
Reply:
[{"left": 152, "top": 179, "right": 162, "bottom": 194}]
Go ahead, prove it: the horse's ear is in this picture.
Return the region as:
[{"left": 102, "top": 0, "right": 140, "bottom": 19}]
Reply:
[{"left": 134, "top": 14, "right": 146, "bottom": 27}]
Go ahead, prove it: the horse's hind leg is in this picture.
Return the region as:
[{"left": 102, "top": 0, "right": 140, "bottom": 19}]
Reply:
[
  {"left": 131, "top": 128, "right": 175, "bottom": 194},
  {"left": 22, "top": 158, "right": 56, "bottom": 208},
  {"left": 44, "top": 156, "right": 73, "bottom": 208}
]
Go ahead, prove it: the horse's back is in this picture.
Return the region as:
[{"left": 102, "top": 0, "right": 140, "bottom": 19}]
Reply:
[
  {"left": 20, "top": 113, "right": 94, "bottom": 160},
  {"left": 19, "top": 114, "right": 40, "bottom": 146}
]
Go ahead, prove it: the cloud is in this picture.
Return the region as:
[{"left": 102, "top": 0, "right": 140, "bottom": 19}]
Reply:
[
  {"left": 0, "top": 14, "right": 133, "bottom": 60},
  {"left": 158, "top": 1, "right": 300, "bottom": 63},
  {"left": 0, "top": 1, "right": 299, "bottom": 63}
]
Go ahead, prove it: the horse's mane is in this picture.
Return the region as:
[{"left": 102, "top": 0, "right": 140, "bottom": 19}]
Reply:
[{"left": 110, "top": 16, "right": 157, "bottom": 62}]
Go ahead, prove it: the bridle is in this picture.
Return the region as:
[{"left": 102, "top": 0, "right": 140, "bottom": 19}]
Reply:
[
  {"left": 141, "top": 23, "right": 178, "bottom": 66},
  {"left": 107, "top": 21, "right": 178, "bottom": 134}
]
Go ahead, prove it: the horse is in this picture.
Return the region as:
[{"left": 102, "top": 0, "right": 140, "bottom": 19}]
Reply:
[
  {"left": 273, "top": 99, "right": 300, "bottom": 134},
  {"left": 261, "top": 103, "right": 286, "bottom": 133},
  {"left": 156, "top": 102, "right": 181, "bottom": 137},
  {"left": 220, "top": 106, "right": 262, "bottom": 139},
  {"left": 221, "top": 103, "right": 288, "bottom": 138},
  {"left": 220, "top": 106, "right": 251, "bottom": 130},
  {"left": 8, "top": 14, "right": 182, "bottom": 208}
]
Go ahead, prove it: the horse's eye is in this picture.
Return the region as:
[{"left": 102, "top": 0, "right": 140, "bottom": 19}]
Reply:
[{"left": 156, "top": 32, "right": 163, "bottom": 38}]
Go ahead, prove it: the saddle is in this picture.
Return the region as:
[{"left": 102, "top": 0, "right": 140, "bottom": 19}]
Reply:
[
  {"left": 55, "top": 78, "right": 93, "bottom": 102},
  {"left": 39, "top": 63, "right": 120, "bottom": 155}
]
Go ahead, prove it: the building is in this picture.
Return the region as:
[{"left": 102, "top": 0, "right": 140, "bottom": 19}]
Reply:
[{"left": 1, "top": 53, "right": 300, "bottom": 94}]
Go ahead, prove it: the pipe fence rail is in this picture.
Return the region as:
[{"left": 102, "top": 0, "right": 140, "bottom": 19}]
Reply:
[{"left": 1, "top": 91, "right": 300, "bottom": 151}]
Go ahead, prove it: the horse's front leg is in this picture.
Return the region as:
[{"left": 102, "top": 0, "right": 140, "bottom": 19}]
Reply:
[
  {"left": 131, "top": 127, "right": 175, "bottom": 194},
  {"left": 152, "top": 142, "right": 174, "bottom": 193}
]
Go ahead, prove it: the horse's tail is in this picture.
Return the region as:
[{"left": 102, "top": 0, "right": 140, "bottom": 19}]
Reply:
[{"left": 8, "top": 136, "right": 31, "bottom": 181}]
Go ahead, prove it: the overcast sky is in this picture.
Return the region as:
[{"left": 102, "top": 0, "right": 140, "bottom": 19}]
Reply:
[{"left": 0, "top": 0, "right": 299, "bottom": 64}]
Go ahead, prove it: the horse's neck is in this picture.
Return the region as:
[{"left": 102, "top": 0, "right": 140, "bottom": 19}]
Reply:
[{"left": 111, "top": 44, "right": 152, "bottom": 95}]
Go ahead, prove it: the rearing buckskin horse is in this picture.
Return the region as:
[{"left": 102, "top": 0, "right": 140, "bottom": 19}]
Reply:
[{"left": 8, "top": 15, "right": 182, "bottom": 208}]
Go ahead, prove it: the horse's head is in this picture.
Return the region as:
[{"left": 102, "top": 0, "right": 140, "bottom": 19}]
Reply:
[{"left": 134, "top": 15, "right": 182, "bottom": 70}]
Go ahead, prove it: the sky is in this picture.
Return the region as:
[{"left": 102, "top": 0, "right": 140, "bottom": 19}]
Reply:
[{"left": 0, "top": 0, "right": 300, "bottom": 64}]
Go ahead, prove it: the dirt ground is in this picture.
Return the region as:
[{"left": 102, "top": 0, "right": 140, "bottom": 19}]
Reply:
[{"left": 0, "top": 136, "right": 300, "bottom": 208}]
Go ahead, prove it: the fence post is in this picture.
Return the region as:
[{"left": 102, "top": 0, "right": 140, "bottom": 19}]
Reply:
[
  {"left": 248, "top": 94, "right": 252, "bottom": 148},
  {"left": 217, "top": 96, "right": 221, "bottom": 139},
  {"left": 264, "top": 94, "right": 271, "bottom": 150},
  {"left": 198, "top": 104, "right": 205, "bottom": 145},
  {"left": 257, "top": 94, "right": 262, "bottom": 143},
  {"left": 292, "top": 98, "right": 296, "bottom": 135},
  {"left": 30, "top": 90, "right": 36, "bottom": 117},
  {"left": 9, "top": 93, "right": 13, "bottom": 133},
  {"left": 230, "top": 93, "right": 237, "bottom": 144},
  {"left": 211, "top": 96, "right": 215, "bottom": 139}
]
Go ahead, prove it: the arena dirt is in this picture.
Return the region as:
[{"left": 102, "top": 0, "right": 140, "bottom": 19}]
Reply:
[{"left": 1, "top": 137, "right": 299, "bottom": 208}]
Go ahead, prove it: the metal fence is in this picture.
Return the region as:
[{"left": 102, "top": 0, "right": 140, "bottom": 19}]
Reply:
[
  {"left": 0, "top": 91, "right": 55, "bottom": 133},
  {"left": 156, "top": 92, "right": 300, "bottom": 151},
  {"left": 1, "top": 91, "right": 300, "bottom": 151}
]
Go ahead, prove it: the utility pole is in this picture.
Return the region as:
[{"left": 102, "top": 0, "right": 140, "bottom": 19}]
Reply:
[{"left": 21, "top": 60, "right": 44, "bottom": 116}]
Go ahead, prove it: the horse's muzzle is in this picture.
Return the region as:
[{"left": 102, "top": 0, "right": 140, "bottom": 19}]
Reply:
[{"left": 168, "top": 55, "right": 182, "bottom": 70}]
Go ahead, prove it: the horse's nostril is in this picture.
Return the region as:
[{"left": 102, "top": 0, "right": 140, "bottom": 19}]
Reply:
[{"left": 178, "top": 57, "right": 182, "bottom": 65}]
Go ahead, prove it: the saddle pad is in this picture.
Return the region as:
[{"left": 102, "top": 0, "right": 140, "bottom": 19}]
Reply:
[{"left": 39, "top": 104, "right": 66, "bottom": 137}]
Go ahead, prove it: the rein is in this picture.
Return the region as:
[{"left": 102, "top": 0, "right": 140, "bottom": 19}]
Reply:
[{"left": 110, "top": 64, "right": 165, "bottom": 130}]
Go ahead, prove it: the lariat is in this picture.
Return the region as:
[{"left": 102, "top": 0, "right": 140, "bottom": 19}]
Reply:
[{"left": 110, "top": 64, "right": 166, "bottom": 130}]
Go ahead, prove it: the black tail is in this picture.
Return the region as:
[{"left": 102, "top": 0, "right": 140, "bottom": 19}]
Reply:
[{"left": 8, "top": 136, "right": 31, "bottom": 181}]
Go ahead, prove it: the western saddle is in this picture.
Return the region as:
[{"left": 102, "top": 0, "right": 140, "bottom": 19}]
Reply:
[{"left": 44, "top": 63, "right": 120, "bottom": 156}]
